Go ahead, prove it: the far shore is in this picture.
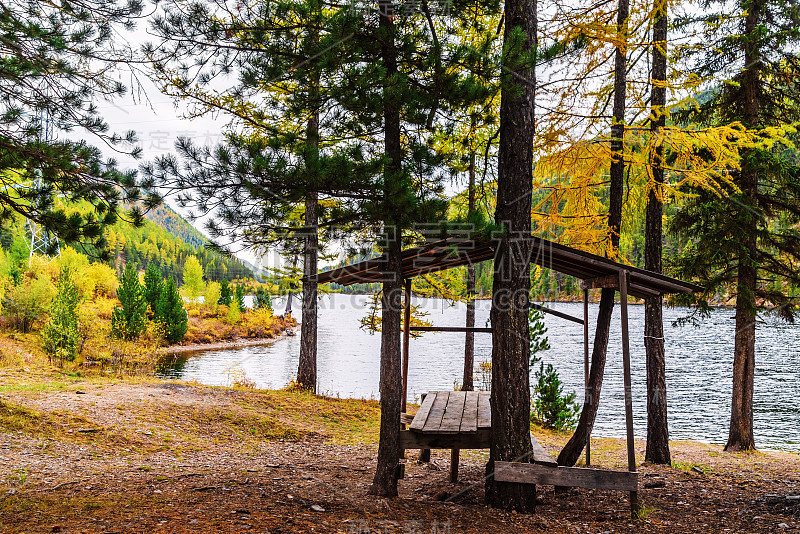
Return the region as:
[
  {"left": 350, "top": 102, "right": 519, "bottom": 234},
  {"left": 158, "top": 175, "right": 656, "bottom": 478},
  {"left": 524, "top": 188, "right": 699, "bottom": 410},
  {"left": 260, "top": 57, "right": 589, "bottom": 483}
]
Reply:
[{"left": 167, "top": 327, "right": 295, "bottom": 355}]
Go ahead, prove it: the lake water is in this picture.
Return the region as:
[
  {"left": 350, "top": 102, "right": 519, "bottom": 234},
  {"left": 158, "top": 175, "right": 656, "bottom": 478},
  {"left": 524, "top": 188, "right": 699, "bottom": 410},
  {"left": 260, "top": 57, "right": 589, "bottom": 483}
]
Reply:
[{"left": 159, "top": 294, "right": 800, "bottom": 452}]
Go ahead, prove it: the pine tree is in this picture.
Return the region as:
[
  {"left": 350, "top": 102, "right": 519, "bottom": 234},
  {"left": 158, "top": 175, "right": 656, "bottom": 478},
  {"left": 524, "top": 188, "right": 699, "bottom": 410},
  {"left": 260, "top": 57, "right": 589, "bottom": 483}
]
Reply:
[
  {"left": 155, "top": 278, "right": 188, "bottom": 344},
  {"left": 42, "top": 268, "right": 80, "bottom": 364},
  {"left": 670, "top": 0, "right": 800, "bottom": 452},
  {"left": 234, "top": 284, "right": 245, "bottom": 314},
  {"left": 218, "top": 279, "right": 232, "bottom": 307},
  {"left": 111, "top": 265, "right": 146, "bottom": 339},
  {"left": 644, "top": 0, "right": 670, "bottom": 465},
  {"left": 143, "top": 263, "right": 162, "bottom": 318},
  {"left": 485, "top": 0, "right": 537, "bottom": 509},
  {"left": 0, "top": 0, "right": 158, "bottom": 253}
]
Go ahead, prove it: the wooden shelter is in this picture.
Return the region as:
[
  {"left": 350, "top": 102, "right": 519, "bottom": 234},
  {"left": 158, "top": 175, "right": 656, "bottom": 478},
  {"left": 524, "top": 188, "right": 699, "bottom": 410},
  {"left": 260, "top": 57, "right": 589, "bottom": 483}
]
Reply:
[{"left": 311, "top": 237, "right": 701, "bottom": 513}]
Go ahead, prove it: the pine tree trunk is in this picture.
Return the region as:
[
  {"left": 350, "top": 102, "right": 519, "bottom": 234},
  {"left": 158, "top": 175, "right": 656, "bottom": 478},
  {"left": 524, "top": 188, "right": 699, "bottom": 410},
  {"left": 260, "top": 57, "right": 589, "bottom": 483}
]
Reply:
[
  {"left": 297, "top": 5, "right": 321, "bottom": 393},
  {"left": 297, "top": 192, "right": 318, "bottom": 391},
  {"left": 464, "top": 150, "right": 476, "bottom": 392},
  {"left": 726, "top": 0, "right": 761, "bottom": 452},
  {"left": 644, "top": 0, "right": 670, "bottom": 465},
  {"left": 369, "top": 0, "right": 402, "bottom": 496},
  {"left": 484, "top": 0, "right": 536, "bottom": 512},
  {"left": 559, "top": 0, "right": 628, "bottom": 467},
  {"left": 728, "top": 258, "right": 757, "bottom": 451}
]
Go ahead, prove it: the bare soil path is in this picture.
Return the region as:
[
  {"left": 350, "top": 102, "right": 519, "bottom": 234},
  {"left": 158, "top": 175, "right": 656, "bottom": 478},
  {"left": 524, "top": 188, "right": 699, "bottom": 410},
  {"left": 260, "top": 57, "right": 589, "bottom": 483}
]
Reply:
[{"left": 0, "top": 382, "right": 798, "bottom": 533}]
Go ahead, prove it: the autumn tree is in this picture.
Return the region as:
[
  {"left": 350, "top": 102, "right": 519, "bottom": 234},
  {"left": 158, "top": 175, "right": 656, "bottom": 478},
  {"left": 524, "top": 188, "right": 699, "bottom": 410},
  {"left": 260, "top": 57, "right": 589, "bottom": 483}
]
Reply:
[
  {"left": 182, "top": 255, "right": 205, "bottom": 304},
  {"left": 670, "top": 0, "right": 800, "bottom": 451}
]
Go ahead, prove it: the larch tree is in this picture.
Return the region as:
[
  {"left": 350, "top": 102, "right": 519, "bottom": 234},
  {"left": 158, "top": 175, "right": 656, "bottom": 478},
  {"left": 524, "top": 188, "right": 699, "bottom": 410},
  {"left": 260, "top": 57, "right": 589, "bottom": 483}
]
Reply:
[
  {"left": 530, "top": 0, "right": 750, "bottom": 465},
  {"left": 557, "top": 0, "right": 632, "bottom": 467},
  {"left": 670, "top": 0, "right": 800, "bottom": 451}
]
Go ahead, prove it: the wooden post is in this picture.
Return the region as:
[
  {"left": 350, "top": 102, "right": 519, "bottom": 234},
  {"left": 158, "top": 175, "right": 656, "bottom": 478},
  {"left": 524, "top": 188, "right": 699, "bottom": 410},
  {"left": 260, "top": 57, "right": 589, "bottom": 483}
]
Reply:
[
  {"left": 583, "top": 288, "right": 591, "bottom": 467},
  {"left": 618, "top": 270, "right": 639, "bottom": 517},
  {"left": 450, "top": 449, "right": 459, "bottom": 482},
  {"left": 402, "top": 278, "right": 411, "bottom": 413}
]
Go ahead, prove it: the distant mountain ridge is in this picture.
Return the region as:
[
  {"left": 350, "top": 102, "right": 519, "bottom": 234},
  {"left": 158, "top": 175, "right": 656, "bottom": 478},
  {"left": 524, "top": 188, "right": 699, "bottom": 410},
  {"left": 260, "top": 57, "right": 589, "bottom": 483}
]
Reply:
[{"left": 143, "top": 204, "right": 208, "bottom": 250}]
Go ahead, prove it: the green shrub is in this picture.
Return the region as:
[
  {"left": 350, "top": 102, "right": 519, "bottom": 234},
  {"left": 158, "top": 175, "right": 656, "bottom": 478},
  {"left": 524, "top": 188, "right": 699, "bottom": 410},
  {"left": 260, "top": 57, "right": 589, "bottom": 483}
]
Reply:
[
  {"left": 111, "top": 265, "right": 147, "bottom": 339},
  {"left": 531, "top": 362, "right": 581, "bottom": 430},
  {"left": 3, "top": 275, "right": 55, "bottom": 332},
  {"left": 226, "top": 299, "right": 242, "bottom": 325},
  {"left": 155, "top": 278, "right": 187, "bottom": 344},
  {"left": 528, "top": 304, "right": 579, "bottom": 431},
  {"left": 42, "top": 268, "right": 80, "bottom": 364}
]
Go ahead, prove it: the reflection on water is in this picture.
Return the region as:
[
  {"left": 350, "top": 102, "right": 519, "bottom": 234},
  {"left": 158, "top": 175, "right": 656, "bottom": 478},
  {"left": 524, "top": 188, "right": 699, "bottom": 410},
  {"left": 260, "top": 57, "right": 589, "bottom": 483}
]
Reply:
[{"left": 158, "top": 294, "right": 800, "bottom": 452}]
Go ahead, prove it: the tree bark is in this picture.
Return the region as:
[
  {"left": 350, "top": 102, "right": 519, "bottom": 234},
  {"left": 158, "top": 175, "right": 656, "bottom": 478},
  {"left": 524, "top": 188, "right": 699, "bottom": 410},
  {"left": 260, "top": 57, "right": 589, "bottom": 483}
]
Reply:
[
  {"left": 296, "top": 5, "right": 322, "bottom": 393},
  {"left": 726, "top": 0, "right": 761, "bottom": 452},
  {"left": 370, "top": 0, "right": 403, "bottom": 496},
  {"left": 559, "top": 0, "right": 628, "bottom": 467},
  {"left": 297, "top": 190, "right": 318, "bottom": 391},
  {"left": 644, "top": 0, "right": 670, "bottom": 465},
  {"left": 484, "top": 0, "right": 536, "bottom": 512},
  {"left": 464, "top": 149, "right": 476, "bottom": 392}
]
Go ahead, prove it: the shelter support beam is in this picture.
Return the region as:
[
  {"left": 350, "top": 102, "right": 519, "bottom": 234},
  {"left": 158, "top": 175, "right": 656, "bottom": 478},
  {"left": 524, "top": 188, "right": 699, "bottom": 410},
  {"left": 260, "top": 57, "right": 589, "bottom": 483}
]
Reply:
[
  {"left": 529, "top": 302, "right": 584, "bottom": 325},
  {"left": 402, "top": 278, "right": 411, "bottom": 413},
  {"left": 619, "top": 270, "right": 639, "bottom": 517},
  {"left": 584, "top": 288, "right": 591, "bottom": 466}
]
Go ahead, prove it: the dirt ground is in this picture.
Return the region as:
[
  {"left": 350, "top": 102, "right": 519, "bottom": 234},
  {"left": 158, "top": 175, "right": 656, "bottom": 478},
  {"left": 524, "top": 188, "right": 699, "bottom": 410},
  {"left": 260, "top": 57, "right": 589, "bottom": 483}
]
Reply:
[{"left": 0, "top": 381, "right": 798, "bottom": 533}]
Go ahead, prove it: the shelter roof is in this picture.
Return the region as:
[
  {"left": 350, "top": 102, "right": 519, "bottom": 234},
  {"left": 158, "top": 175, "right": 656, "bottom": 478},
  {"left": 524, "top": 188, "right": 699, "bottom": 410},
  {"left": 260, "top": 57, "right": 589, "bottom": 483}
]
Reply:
[{"left": 310, "top": 238, "right": 702, "bottom": 299}]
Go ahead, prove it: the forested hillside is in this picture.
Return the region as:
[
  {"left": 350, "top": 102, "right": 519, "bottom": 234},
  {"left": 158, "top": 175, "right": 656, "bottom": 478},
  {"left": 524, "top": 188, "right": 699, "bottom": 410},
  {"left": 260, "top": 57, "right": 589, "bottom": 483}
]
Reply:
[
  {"left": 103, "top": 205, "right": 254, "bottom": 284},
  {"left": 0, "top": 203, "right": 253, "bottom": 286}
]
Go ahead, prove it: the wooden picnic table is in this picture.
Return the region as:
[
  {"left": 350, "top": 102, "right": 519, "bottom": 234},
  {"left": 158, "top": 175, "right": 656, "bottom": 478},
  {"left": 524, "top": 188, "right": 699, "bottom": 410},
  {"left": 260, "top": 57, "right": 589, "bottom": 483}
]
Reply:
[{"left": 399, "top": 390, "right": 557, "bottom": 469}]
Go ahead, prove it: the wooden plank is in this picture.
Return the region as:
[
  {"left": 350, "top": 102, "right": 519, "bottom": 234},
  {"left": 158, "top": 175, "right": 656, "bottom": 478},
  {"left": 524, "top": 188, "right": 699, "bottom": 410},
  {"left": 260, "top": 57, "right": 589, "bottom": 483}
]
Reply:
[
  {"left": 400, "top": 413, "right": 414, "bottom": 426},
  {"left": 399, "top": 429, "right": 491, "bottom": 449},
  {"left": 422, "top": 391, "right": 450, "bottom": 433},
  {"left": 409, "top": 392, "right": 436, "bottom": 432},
  {"left": 439, "top": 391, "right": 467, "bottom": 434},
  {"left": 460, "top": 391, "right": 479, "bottom": 433},
  {"left": 477, "top": 391, "right": 491, "bottom": 429},
  {"left": 409, "top": 326, "right": 493, "bottom": 333},
  {"left": 530, "top": 433, "right": 558, "bottom": 467},
  {"left": 494, "top": 462, "right": 639, "bottom": 492}
]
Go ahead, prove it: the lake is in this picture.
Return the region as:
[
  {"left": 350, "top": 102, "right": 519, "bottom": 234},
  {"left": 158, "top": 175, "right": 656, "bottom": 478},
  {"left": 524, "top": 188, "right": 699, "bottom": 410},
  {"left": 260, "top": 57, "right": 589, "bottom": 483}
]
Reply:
[{"left": 159, "top": 294, "right": 800, "bottom": 452}]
